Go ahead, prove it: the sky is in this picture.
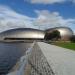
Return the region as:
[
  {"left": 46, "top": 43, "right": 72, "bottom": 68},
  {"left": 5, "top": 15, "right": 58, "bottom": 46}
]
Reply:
[{"left": 0, "top": 0, "right": 75, "bottom": 33}]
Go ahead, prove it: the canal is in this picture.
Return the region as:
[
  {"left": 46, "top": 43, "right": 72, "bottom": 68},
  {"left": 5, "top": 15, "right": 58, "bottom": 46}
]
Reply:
[{"left": 0, "top": 42, "right": 32, "bottom": 75}]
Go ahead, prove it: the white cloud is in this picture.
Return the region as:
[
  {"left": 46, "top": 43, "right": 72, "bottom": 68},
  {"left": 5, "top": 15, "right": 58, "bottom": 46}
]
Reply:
[
  {"left": 25, "top": 0, "right": 75, "bottom": 4},
  {"left": 0, "top": 5, "right": 35, "bottom": 32},
  {"left": 0, "top": 5, "right": 75, "bottom": 33},
  {"left": 33, "top": 10, "right": 75, "bottom": 30},
  {"left": 31, "top": 0, "right": 65, "bottom": 4},
  {"left": 72, "top": 0, "right": 75, "bottom": 3},
  {"left": 26, "top": 0, "right": 66, "bottom": 4}
]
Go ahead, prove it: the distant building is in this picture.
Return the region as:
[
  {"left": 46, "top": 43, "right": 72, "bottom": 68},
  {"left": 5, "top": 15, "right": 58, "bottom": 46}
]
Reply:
[
  {"left": 0, "top": 28, "right": 45, "bottom": 41},
  {"left": 0, "top": 27, "right": 73, "bottom": 41},
  {"left": 45, "top": 27, "right": 73, "bottom": 41}
]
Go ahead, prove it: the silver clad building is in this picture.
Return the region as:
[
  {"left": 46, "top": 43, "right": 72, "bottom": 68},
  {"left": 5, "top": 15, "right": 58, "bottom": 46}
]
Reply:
[
  {"left": 45, "top": 27, "right": 73, "bottom": 41},
  {"left": 0, "top": 27, "right": 73, "bottom": 41},
  {"left": 0, "top": 28, "right": 45, "bottom": 41}
]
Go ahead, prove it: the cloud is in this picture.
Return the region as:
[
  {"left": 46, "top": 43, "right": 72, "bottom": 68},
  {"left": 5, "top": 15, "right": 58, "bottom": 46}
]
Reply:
[
  {"left": 25, "top": 0, "right": 75, "bottom": 4},
  {"left": 72, "top": 0, "right": 75, "bottom": 3},
  {"left": 25, "top": 0, "right": 66, "bottom": 4},
  {"left": 33, "top": 10, "right": 75, "bottom": 30},
  {"left": 0, "top": 5, "right": 75, "bottom": 33},
  {"left": 0, "top": 5, "right": 35, "bottom": 32}
]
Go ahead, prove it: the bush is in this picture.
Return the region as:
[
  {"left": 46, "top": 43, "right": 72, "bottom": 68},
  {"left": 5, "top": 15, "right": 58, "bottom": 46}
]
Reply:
[
  {"left": 45, "top": 30, "right": 61, "bottom": 41},
  {"left": 70, "top": 36, "right": 75, "bottom": 42}
]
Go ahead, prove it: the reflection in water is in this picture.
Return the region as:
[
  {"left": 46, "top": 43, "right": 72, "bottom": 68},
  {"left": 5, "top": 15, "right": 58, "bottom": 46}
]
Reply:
[{"left": 0, "top": 42, "right": 32, "bottom": 75}]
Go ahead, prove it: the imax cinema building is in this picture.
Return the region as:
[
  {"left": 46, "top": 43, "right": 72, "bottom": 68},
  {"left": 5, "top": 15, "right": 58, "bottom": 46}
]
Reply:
[{"left": 0, "top": 27, "right": 73, "bottom": 41}]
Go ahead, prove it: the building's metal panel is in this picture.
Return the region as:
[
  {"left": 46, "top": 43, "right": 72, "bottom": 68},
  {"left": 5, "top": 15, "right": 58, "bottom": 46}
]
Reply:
[
  {"left": 0, "top": 27, "right": 73, "bottom": 41},
  {"left": 45, "top": 27, "right": 73, "bottom": 40},
  {"left": 0, "top": 28, "right": 45, "bottom": 40}
]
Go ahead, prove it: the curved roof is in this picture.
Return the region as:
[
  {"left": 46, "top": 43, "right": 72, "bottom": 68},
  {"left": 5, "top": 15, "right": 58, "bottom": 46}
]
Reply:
[
  {"left": 0, "top": 28, "right": 45, "bottom": 40},
  {"left": 1, "top": 28, "right": 44, "bottom": 33},
  {"left": 45, "top": 27, "right": 73, "bottom": 40},
  {"left": 0, "top": 27, "right": 73, "bottom": 41},
  {"left": 46, "top": 27, "right": 73, "bottom": 32},
  {"left": 46, "top": 27, "right": 73, "bottom": 37}
]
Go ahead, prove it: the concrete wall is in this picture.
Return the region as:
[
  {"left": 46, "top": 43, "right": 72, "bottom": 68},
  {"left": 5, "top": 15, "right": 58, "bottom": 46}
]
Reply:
[{"left": 7, "top": 42, "right": 75, "bottom": 75}]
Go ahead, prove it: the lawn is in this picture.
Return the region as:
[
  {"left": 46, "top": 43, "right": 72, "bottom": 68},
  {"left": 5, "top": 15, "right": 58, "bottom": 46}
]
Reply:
[{"left": 51, "top": 42, "right": 75, "bottom": 51}]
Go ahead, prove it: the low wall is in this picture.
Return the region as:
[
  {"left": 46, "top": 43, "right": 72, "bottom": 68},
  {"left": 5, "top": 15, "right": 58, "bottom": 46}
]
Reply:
[
  {"left": 7, "top": 42, "right": 75, "bottom": 75},
  {"left": 7, "top": 42, "right": 54, "bottom": 75}
]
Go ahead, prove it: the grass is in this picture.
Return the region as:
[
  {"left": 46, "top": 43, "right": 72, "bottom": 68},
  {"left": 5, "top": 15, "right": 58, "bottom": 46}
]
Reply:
[{"left": 51, "top": 41, "right": 75, "bottom": 51}]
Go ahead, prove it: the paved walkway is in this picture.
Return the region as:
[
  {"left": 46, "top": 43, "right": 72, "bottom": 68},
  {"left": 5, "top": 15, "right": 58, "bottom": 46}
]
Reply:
[{"left": 37, "top": 42, "right": 75, "bottom": 75}]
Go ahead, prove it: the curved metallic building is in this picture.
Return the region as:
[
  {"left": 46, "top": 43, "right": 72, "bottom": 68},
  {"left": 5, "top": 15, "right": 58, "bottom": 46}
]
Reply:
[
  {"left": 0, "top": 28, "right": 45, "bottom": 40},
  {"left": 0, "top": 27, "right": 73, "bottom": 41},
  {"left": 45, "top": 27, "right": 73, "bottom": 41}
]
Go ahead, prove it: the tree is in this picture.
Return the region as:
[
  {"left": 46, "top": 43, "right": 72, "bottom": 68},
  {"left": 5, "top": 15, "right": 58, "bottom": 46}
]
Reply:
[
  {"left": 70, "top": 35, "right": 75, "bottom": 42},
  {"left": 45, "top": 30, "right": 61, "bottom": 41}
]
